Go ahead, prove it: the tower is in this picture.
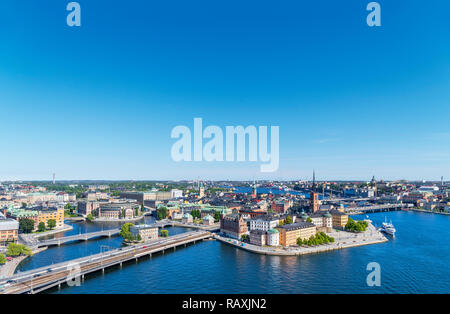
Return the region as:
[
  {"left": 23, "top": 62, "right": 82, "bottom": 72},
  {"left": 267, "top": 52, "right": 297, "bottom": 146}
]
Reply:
[
  {"left": 310, "top": 170, "right": 320, "bottom": 213},
  {"left": 199, "top": 181, "right": 205, "bottom": 198},
  {"left": 52, "top": 173, "right": 55, "bottom": 185},
  {"left": 252, "top": 179, "right": 257, "bottom": 199}
]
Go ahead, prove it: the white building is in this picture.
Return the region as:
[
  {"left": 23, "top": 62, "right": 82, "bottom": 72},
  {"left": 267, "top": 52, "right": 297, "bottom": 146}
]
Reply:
[
  {"left": 249, "top": 215, "right": 279, "bottom": 231},
  {"left": 171, "top": 189, "right": 183, "bottom": 199},
  {"left": 266, "top": 229, "right": 279, "bottom": 246}
]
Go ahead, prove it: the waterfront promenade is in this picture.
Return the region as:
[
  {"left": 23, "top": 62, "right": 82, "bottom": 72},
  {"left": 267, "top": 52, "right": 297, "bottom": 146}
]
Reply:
[{"left": 214, "top": 223, "right": 387, "bottom": 256}]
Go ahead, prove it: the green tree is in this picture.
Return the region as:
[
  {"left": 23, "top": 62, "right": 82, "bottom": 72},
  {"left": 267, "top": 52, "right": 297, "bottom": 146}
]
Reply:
[
  {"left": 160, "top": 229, "right": 169, "bottom": 237},
  {"left": 241, "top": 234, "right": 249, "bottom": 242},
  {"left": 65, "top": 203, "right": 73, "bottom": 211},
  {"left": 6, "top": 243, "right": 32, "bottom": 257},
  {"left": 214, "top": 211, "right": 221, "bottom": 222},
  {"left": 191, "top": 209, "right": 201, "bottom": 219},
  {"left": 306, "top": 217, "right": 312, "bottom": 223},
  {"left": 38, "top": 222, "right": 46, "bottom": 232},
  {"left": 285, "top": 216, "right": 293, "bottom": 224},
  {"left": 136, "top": 234, "right": 142, "bottom": 242},
  {"left": 297, "top": 238, "right": 303, "bottom": 246},
  {"left": 19, "top": 218, "right": 35, "bottom": 234},
  {"left": 47, "top": 219, "right": 56, "bottom": 230},
  {"left": 0, "top": 254, "right": 6, "bottom": 265},
  {"left": 157, "top": 207, "right": 168, "bottom": 220},
  {"left": 86, "top": 213, "right": 94, "bottom": 221},
  {"left": 119, "top": 223, "right": 134, "bottom": 241}
]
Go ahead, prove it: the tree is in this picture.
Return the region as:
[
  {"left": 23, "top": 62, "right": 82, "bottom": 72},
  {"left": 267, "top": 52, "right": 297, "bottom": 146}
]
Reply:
[
  {"left": 191, "top": 209, "right": 201, "bottom": 219},
  {"left": 0, "top": 254, "right": 6, "bottom": 265},
  {"left": 157, "top": 207, "right": 169, "bottom": 220},
  {"left": 86, "top": 213, "right": 94, "bottom": 221},
  {"left": 285, "top": 216, "right": 293, "bottom": 224},
  {"left": 19, "top": 218, "right": 35, "bottom": 234},
  {"left": 214, "top": 211, "right": 221, "bottom": 222},
  {"left": 38, "top": 222, "right": 46, "bottom": 232},
  {"left": 119, "top": 223, "right": 134, "bottom": 241},
  {"left": 136, "top": 234, "right": 142, "bottom": 242},
  {"left": 6, "top": 243, "right": 32, "bottom": 257},
  {"left": 160, "top": 229, "right": 169, "bottom": 237},
  {"left": 47, "top": 219, "right": 56, "bottom": 230},
  {"left": 241, "top": 234, "right": 249, "bottom": 242},
  {"left": 306, "top": 217, "right": 312, "bottom": 223},
  {"left": 296, "top": 238, "right": 303, "bottom": 246},
  {"left": 65, "top": 203, "right": 73, "bottom": 211}
]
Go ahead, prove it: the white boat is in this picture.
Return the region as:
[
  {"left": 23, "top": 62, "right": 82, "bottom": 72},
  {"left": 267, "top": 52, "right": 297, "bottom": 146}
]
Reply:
[{"left": 380, "top": 217, "right": 396, "bottom": 237}]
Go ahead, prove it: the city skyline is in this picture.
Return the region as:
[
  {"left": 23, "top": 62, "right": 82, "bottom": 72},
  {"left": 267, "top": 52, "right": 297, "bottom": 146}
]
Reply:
[{"left": 1, "top": 1, "right": 450, "bottom": 181}]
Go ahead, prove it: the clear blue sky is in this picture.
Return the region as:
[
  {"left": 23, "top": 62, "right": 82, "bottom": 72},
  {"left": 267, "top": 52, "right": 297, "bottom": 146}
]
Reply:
[{"left": 0, "top": 1, "right": 449, "bottom": 181}]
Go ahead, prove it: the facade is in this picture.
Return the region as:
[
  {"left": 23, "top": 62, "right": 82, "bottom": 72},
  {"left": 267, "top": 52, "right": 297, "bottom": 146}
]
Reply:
[
  {"left": 98, "top": 202, "right": 138, "bottom": 220},
  {"left": 38, "top": 208, "right": 64, "bottom": 229},
  {"left": 310, "top": 192, "right": 320, "bottom": 213},
  {"left": 0, "top": 213, "right": 19, "bottom": 246},
  {"left": 77, "top": 200, "right": 99, "bottom": 216},
  {"left": 220, "top": 214, "right": 248, "bottom": 240},
  {"left": 267, "top": 229, "right": 279, "bottom": 246},
  {"left": 130, "top": 224, "right": 158, "bottom": 242},
  {"left": 276, "top": 222, "right": 317, "bottom": 246},
  {"left": 249, "top": 229, "right": 267, "bottom": 246},
  {"left": 330, "top": 210, "right": 349, "bottom": 228},
  {"left": 309, "top": 212, "right": 333, "bottom": 232},
  {"left": 182, "top": 213, "right": 193, "bottom": 223},
  {"left": 202, "top": 214, "right": 214, "bottom": 225},
  {"left": 249, "top": 215, "right": 279, "bottom": 231}
]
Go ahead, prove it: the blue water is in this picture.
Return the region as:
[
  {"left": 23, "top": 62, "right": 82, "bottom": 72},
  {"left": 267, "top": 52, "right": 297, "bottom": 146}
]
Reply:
[{"left": 17, "top": 211, "right": 450, "bottom": 293}]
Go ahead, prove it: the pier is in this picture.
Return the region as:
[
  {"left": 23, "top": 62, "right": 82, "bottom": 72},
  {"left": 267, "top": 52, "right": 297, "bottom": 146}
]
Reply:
[{"left": 0, "top": 231, "right": 212, "bottom": 294}]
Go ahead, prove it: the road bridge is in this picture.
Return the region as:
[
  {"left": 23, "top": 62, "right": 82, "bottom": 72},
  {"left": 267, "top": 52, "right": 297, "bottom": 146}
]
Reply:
[{"left": 1, "top": 231, "right": 211, "bottom": 294}]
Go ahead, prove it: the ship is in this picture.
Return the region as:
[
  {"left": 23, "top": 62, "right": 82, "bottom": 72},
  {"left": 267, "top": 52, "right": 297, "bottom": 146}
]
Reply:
[{"left": 380, "top": 217, "right": 396, "bottom": 237}]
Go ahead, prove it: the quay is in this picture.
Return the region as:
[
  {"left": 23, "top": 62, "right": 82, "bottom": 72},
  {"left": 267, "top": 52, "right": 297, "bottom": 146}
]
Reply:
[
  {"left": 346, "top": 203, "right": 410, "bottom": 215},
  {"left": 214, "top": 223, "right": 388, "bottom": 256},
  {"left": 0, "top": 230, "right": 211, "bottom": 294}
]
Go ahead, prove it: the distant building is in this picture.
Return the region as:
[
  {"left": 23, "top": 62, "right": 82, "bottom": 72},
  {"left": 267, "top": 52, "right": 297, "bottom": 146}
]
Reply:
[
  {"left": 77, "top": 200, "right": 99, "bottom": 216},
  {"left": 330, "top": 210, "right": 348, "bottom": 229},
  {"left": 130, "top": 224, "right": 158, "bottom": 242},
  {"left": 308, "top": 212, "right": 332, "bottom": 232},
  {"left": 220, "top": 214, "right": 248, "bottom": 240},
  {"left": 202, "top": 214, "right": 214, "bottom": 226},
  {"left": 276, "top": 222, "right": 317, "bottom": 246},
  {"left": 182, "top": 213, "right": 193, "bottom": 224},
  {"left": 0, "top": 213, "right": 19, "bottom": 246}
]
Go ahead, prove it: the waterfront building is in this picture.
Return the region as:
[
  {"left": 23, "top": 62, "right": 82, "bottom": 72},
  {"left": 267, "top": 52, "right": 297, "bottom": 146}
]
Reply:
[
  {"left": 77, "top": 200, "right": 99, "bottom": 216},
  {"left": 220, "top": 214, "right": 248, "bottom": 240},
  {"left": 0, "top": 212, "right": 19, "bottom": 246},
  {"left": 249, "top": 215, "right": 279, "bottom": 232},
  {"left": 202, "top": 214, "right": 214, "bottom": 225},
  {"left": 266, "top": 228, "right": 279, "bottom": 246},
  {"left": 182, "top": 213, "right": 193, "bottom": 224},
  {"left": 249, "top": 229, "right": 267, "bottom": 246},
  {"left": 276, "top": 222, "right": 317, "bottom": 246},
  {"left": 130, "top": 224, "right": 158, "bottom": 242},
  {"left": 308, "top": 212, "right": 333, "bottom": 232},
  {"left": 38, "top": 208, "right": 64, "bottom": 229},
  {"left": 330, "top": 210, "right": 348, "bottom": 229},
  {"left": 98, "top": 201, "right": 139, "bottom": 220}
]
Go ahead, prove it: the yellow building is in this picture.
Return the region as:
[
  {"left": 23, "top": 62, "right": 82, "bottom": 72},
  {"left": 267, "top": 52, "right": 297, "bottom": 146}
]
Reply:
[
  {"left": 276, "top": 222, "right": 317, "bottom": 246},
  {"left": 38, "top": 208, "right": 65, "bottom": 229},
  {"left": 330, "top": 210, "right": 348, "bottom": 228}
]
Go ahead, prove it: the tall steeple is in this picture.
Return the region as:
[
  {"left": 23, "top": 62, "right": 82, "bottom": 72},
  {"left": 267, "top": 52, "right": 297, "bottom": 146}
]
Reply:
[{"left": 312, "top": 170, "right": 316, "bottom": 192}]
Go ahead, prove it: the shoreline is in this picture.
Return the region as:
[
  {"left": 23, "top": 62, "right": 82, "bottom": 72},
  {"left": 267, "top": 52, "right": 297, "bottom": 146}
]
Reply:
[
  {"left": 214, "top": 224, "right": 388, "bottom": 256},
  {"left": 408, "top": 208, "right": 450, "bottom": 216},
  {"left": 0, "top": 247, "right": 48, "bottom": 278},
  {"left": 32, "top": 224, "right": 73, "bottom": 239},
  {"left": 92, "top": 216, "right": 145, "bottom": 223}
]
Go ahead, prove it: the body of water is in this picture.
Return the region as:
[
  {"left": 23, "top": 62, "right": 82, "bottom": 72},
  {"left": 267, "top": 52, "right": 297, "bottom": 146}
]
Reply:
[{"left": 16, "top": 211, "right": 450, "bottom": 293}]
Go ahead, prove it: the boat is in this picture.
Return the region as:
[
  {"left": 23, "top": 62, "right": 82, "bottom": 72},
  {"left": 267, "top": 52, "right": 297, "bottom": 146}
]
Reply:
[{"left": 380, "top": 217, "right": 396, "bottom": 237}]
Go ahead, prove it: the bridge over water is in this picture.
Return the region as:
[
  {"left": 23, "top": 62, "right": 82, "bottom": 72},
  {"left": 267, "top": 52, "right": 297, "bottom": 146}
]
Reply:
[
  {"left": 1, "top": 230, "right": 212, "bottom": 294},
  {"left": 36, "top": 221, "right": 175, "bottom": 247}
]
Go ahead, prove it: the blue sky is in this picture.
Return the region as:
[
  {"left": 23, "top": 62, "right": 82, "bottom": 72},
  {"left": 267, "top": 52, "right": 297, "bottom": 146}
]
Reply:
[{"left": 0, "top": 1, "right": 449, "bottom": 181}]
